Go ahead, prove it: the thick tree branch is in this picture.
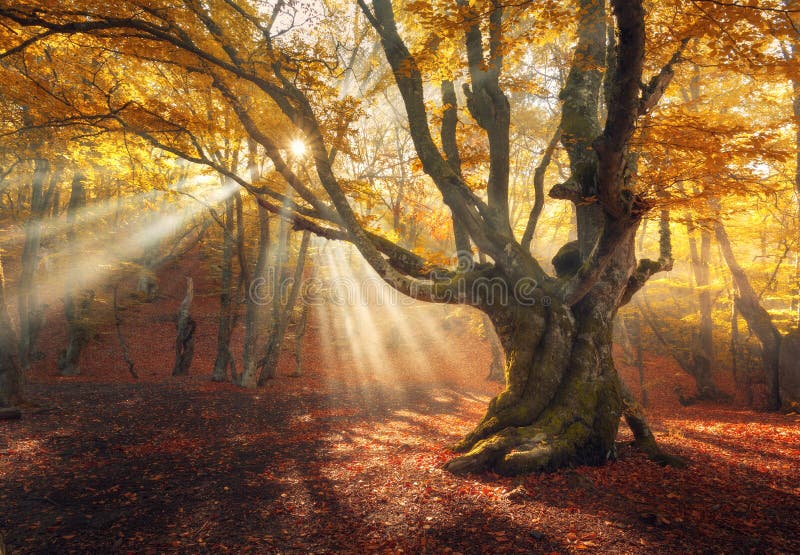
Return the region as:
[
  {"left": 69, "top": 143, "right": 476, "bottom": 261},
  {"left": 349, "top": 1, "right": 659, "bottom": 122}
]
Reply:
[
  {"left": 593, "top": 0, "right": 646, "bottom": 219},
  {"left": 253, "top": 195, "right": 495, "bottom": 306},
  {"left": 358, "top": 0, "right": 503, "bottom": 258},
  {"left": 441, "top": 80, "right": 472, "bottom": 265},
  {"left": 461, "top": 0, "right": 512, "bottom": 232}
]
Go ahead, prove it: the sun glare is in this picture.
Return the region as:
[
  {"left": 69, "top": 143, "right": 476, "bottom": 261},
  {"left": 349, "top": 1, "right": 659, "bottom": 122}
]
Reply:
[{"left": 290, "top": 139, "right": 306, "bottom": 157}]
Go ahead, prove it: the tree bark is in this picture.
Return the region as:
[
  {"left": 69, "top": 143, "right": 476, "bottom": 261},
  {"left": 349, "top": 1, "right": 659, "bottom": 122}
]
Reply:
[
  {"left": 172, "top": 277, "right": 195, "bottom": 376},
  {"left": 212, "top": 194, "right": 236, "bottom": 382},
  {"left": 58, "top": 174, "right": 93, "bottom": 377},
  {"left": 714, "top": 217, "right": 782, "bottom": 410},
  {"left": 627, "top": 308, "right": 648, "bottom": 407},
  {"left": 686, "top": 217, "right": 721, "bottom": 398},
  {"left": 558, "top": 0, "right": 606, "bottom": 259},
  {"left": 257, "top": 231, "right": 310, "bottom": 385},
  {"left": 0, "top": 250, "right": 22, "bottom": 408}
]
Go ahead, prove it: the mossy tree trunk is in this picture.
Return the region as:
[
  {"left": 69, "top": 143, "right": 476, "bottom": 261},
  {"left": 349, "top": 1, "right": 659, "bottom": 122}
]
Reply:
[
  {"left": 446, "top": 234, "right": 674, "bottom": 474},
  {"left": 430, "top": 0, "right": 678, "bottom": 473}
]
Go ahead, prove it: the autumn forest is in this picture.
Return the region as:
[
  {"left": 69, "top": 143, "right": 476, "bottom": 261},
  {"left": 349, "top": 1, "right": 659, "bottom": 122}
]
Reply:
[{"left": 0, "top": 0, "right": 799, "bottom": 552}]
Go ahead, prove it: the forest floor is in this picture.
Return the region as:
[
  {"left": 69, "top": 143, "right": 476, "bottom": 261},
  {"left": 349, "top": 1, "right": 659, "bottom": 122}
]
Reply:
[{"left": 2, "top": 256, "right": 800, "bottom": 554}]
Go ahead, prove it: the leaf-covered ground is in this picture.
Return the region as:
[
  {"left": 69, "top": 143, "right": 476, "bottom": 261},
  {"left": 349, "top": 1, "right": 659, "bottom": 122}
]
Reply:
[{"left": 2, "top": 267, "right": 799, "bottom": 554}]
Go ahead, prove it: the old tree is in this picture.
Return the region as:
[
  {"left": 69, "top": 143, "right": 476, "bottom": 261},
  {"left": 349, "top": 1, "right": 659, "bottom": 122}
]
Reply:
[{"left": 1, "top": 0, "right": 787, "bottom": 473}]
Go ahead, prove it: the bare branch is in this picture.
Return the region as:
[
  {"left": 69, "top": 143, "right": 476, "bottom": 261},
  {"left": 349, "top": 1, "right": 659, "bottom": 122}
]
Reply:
[
  {"left": 522, "top": 127, "right": 561, "bottom": 251},
  {"left": 638, "top": 38, "right": 691, "bottom": 116}
]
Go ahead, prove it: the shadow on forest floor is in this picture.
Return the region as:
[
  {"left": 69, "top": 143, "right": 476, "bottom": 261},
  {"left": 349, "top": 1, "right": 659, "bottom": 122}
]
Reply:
[{"left": 1, "top": 372, "right": 799, "bottom": 554}]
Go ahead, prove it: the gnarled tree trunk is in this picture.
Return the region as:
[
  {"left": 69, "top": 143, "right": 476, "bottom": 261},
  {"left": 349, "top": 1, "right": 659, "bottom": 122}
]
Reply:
[{"left": 446, "top": 236, "right": 675, "bottom": 475}]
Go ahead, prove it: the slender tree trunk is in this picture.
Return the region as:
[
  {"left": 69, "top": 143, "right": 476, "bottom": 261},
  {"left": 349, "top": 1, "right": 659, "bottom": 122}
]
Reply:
[
  {"left": 793, "top": 76, "right": 800, "bottom": 326},
  {"left": 18, "top": 158, "right": 51, "bottom": 367},
  {"left": 240, "top": 204, "right": 271, "bottom": 386},
  {"left": 241, "top": 139, "right": 271, "bottom": 386},
  {"left": 172, "top": 277, "right": 195, "bottom": 376},
  {"left": 291, "top": 249, "right": 319, "bottom": 378},
  {"left": 136, "top": 244, "right": 160, "bottom": 302},
  {"left": 0, "top": 251, "right": 22, "bottom": 407},
  {"left": 616, "top": 313, "right": 635, "bottom": 365},
  {"left": 212, "top": 195, "right": 236, "bottom": 382},
  {"left": 730, "top": 301, "right": 755, "bottom": 405},
  {"left": 714, "top": 217, "right": 782, "bottom": 410},
  {"left": 112, "top": 285, "right": 137, "bottom": 379},
  {"left": 623, "top": 307, "right": 648, "bottom": 407},
  {"left": 292, "top": 300, "right": 308, "bottom": 378},
  {"left": 251, "top": 193, "right": 294, "bottom": 384},
  {"left": 58, "top": 174, "right": 93, "bottom": 376},
  {"left": 257, "top": 231, "right": 310, "bottom": 385},
  {"left": 686, "top": 217, "right": 721, "bottom": 398}
]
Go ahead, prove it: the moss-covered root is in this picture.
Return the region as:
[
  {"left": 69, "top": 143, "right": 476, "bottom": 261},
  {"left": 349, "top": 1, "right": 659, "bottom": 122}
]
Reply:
[
  {"left": 444, "top": 419, "right": 594, "bottom": 476},
  {"left": 619, "top": 380, "right": 687, "bottom": 468},
  {"left": 444, "top": 430, "right": 521, "bottom": 474}
]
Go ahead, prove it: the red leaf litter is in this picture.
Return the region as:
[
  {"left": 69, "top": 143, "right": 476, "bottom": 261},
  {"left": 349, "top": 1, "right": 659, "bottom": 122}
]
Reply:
[{"left": 1, "top": 256, "right": 799, "bottom": 554}]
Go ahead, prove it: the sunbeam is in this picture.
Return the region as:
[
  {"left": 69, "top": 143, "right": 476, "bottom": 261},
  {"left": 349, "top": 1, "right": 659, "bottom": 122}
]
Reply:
[
  {"left": 10, "top": 176, "right": 239, "bottom": 310},
  {"left": 310, "top": 241, "right": 474, "bottom": 404}
]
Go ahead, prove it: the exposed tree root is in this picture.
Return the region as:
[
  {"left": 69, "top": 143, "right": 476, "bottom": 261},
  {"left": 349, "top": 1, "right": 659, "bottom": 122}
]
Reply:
[
  {"left": 619, "top": 380, "right": 687, "bottom": 468},
  {"left": 446, "top": 307, "right": 683, "bottom": 475}
]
